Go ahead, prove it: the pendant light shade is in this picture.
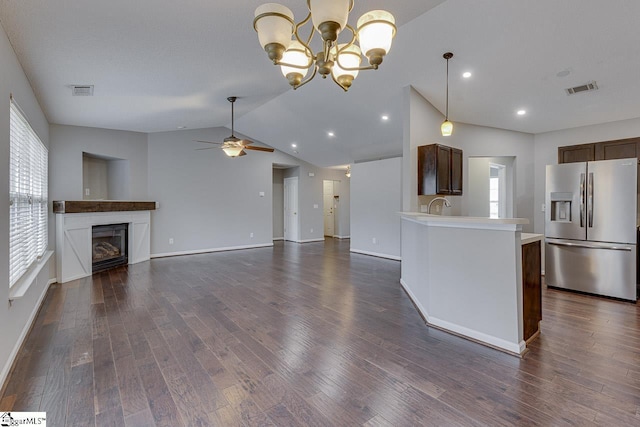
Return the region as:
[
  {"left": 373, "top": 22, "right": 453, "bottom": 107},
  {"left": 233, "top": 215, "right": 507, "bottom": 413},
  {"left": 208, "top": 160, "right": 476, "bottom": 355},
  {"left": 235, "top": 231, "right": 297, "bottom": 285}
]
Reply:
[
  {"left": 222, "top": 146, "right": 244, "bottom": 157},
  {"left": 442, "top": 52, "right": 453, "bottom": 136},
  {"left": 441, "top": 120, "right": 453, "bottom": 136}
]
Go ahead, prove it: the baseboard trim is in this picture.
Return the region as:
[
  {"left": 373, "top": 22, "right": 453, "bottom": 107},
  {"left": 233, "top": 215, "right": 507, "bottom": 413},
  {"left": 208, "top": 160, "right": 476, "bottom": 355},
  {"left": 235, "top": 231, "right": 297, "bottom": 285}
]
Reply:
[
  {"left": 295, "top": 238, "right": 325, "bottom": 243},
  {"left": 151, "top": 243, "right": 274, "bottom": 258},
  {"left": 1, "top": 277, "right": 56, "bottom": 395},
  {"left": 272, "top": 237, "right": 284, "bottom": 241},
  {"left": 399, "top": 278, "right": 525, "bottom": 357},
  {"left": 333, "top": 235, "right": 350, "bottom": 239},
  {"left": 350, "top": 248, "right": 401, "bottom": 261}
]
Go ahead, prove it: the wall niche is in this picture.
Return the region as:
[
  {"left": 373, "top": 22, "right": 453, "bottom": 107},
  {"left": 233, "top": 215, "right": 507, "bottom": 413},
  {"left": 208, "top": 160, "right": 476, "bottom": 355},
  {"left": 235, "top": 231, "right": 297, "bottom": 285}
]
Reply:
[{"left": 82, "top": 152, "right": 130, "bottom": 200}]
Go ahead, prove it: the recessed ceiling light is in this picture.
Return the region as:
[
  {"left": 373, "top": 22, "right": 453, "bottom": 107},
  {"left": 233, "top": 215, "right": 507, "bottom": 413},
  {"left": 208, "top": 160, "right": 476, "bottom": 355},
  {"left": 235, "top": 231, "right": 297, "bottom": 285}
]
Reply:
[
  {"left": 517, "top": 109, "right": 527, "bottom": 116},
  {"left": 462, "top": 71, "right": 472, "bottom": 79},
  {"left": 327, "top": 131, "right": 335, "bottom": 137},
  {"left": 291, "top": 143, "right": 297, "bottom": 148},
  {"left": 556, "top": 69, "right": 571, "bottom": 78},
  {"left": 177, "top": 126, "right": 187, "bottom": 129},
  {"left": 381, "top": 115, "right": 389, "bottom": 121}
]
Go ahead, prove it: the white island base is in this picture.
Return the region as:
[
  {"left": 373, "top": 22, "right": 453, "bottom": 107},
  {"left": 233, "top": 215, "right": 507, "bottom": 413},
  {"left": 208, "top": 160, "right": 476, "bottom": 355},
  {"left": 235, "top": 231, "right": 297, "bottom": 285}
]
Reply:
[{"left": 400, "top": 213, "right": 540, "bottom": 356}]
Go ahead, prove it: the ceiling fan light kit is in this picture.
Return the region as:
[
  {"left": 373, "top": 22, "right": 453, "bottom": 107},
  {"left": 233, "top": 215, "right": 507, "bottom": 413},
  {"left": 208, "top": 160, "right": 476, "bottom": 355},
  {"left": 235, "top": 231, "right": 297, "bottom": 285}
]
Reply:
[
  {"left": 197, "top": 97, "right": 275, "bottom": 158},
  {"left": 253, "top": 1, "right": 396, "bottom": 91}
]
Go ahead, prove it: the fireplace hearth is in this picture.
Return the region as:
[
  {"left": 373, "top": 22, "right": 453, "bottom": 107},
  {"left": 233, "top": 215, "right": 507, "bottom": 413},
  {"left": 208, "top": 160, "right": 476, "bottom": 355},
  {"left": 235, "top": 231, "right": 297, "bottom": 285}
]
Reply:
[{"left": 92, "top": 223, "right": 128, "bottom": 272}]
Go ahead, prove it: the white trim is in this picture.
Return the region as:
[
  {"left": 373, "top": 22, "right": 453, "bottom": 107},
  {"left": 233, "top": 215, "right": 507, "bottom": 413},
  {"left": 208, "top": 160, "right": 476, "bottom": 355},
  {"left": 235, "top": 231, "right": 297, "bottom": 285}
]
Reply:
[
  {"left": 295, "top": 238, "right": 325, "bottom": 243},
  {"left": 1, "top": 277, "right": 55, "bottom": 389},
  {"left": 272, "top": 237, "right": 284, "bottom": 241},
  {"left": 400, "top": 279, "right": 525, "bottom": 356},
  {"left": 9, "top": 250, "right": 53, "bottom": 300},
  {"left": 333, "top": 235, "right": 350, "bottom": 239},
  {"left": 350, "top": 249, "right": 401, "bottom": 261},
  {"left": 151, "top": 243, "right": 274, "bottom": 258}
]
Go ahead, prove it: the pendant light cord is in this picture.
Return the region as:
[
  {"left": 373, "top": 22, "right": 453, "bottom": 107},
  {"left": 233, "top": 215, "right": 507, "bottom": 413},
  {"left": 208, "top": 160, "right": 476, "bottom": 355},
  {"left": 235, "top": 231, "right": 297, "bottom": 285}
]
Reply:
[{"left": 445, "top": 57, "right": 449, "bottom": 120}]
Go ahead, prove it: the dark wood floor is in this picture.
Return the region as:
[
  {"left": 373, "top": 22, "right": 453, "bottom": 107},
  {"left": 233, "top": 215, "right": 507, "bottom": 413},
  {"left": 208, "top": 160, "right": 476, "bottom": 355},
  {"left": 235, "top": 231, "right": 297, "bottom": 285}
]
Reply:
[{"left": 2, "top": 239, "right": 640, "bottom": 426}]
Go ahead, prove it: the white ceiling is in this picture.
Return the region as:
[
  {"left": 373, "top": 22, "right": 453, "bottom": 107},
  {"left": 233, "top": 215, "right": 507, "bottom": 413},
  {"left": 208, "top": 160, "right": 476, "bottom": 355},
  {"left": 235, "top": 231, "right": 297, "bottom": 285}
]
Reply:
[{"left": 1, "top": 0, "right": 640, "bottom": 167}]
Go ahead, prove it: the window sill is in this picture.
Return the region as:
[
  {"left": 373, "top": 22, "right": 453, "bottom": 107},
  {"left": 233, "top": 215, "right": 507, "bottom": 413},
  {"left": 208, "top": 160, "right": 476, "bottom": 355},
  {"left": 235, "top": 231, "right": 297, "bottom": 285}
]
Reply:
[{"left": 9, "top": 250, "right": 54, "bottom": 302}]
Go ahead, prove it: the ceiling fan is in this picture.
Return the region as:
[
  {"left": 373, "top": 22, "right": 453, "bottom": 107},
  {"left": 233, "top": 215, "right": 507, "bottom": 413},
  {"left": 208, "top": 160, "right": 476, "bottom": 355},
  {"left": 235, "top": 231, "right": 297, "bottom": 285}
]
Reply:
[{"left": 196, "top": 96, "right": 275, "bottom": 157}]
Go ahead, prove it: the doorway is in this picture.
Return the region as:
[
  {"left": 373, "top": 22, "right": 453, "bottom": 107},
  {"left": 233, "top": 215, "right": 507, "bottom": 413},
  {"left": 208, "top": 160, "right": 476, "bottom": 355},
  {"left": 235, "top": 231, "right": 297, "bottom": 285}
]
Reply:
[
  {"left": 284, "top": 177, "right": 299, "bottom": 242},
  {"left": 323, "top": 180, "right": 339, "bottom": 237},
  {"left": 468, "top": 156, "right": 515, "bottom": 218}
]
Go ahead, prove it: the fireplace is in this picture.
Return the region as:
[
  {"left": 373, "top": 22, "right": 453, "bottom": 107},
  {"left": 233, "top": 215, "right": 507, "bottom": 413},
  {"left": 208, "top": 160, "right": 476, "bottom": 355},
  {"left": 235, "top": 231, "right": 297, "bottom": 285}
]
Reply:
[{"left": 92, "top": 223, "right": 128, "bottom": 272}]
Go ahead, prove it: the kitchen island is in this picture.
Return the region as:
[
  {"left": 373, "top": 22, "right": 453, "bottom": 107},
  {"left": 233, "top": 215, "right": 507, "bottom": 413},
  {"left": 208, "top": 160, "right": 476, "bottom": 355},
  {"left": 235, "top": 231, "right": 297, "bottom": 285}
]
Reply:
[{"left": 400, "top": 213, "right": 542, "bottom": 356}]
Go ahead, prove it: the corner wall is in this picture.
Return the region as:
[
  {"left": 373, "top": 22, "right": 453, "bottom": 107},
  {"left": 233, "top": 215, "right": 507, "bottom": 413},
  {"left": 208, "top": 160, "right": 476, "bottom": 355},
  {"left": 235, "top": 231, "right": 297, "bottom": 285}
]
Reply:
[
  {"left": 403, "top": 86, "right": 536, "bottom": 231},
  {"left": 350, "top": 157, "right": 402, "bottom": 259}
]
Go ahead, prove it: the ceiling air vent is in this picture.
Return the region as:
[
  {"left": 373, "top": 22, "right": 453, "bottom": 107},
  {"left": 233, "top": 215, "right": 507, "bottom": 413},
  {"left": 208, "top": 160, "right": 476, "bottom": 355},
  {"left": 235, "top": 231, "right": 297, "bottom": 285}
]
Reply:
[
  {"left": 71, "top": 85, "right": 94, "bottom": 96},
  {"left": 565, "top": 81, "right": 598, "bottom": 95}
]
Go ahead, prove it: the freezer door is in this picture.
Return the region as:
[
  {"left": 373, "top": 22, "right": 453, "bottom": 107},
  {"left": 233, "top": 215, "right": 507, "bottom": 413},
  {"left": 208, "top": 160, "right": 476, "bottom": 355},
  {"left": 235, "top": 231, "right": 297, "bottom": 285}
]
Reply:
[
  {"left": 545, "top": 163, "right": 586, "bottom": 240},
  {"left": 587, "top": 158, "right": 638, "bottom": 244},
  {"left": 546, "top": 238, "right": 637, "bottom": 301}
]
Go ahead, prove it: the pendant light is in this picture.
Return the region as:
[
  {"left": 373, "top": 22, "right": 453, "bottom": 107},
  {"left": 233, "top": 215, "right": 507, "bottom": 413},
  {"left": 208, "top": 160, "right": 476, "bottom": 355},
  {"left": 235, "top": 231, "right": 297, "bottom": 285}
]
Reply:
[{"left": 441, "top": 52, "right": 453, "bottom": 136}]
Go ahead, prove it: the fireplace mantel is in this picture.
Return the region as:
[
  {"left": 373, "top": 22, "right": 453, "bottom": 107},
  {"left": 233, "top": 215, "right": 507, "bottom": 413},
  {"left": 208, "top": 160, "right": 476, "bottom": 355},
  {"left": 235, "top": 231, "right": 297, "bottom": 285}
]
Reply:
[{"left": 53, "top": 200, "right": 156, "bottom": 214}]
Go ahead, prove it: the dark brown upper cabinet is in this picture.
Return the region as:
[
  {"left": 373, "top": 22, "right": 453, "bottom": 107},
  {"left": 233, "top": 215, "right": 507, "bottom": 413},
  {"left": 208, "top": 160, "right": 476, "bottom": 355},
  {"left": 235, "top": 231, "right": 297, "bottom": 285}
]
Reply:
[
  {"left": 558, "top": 137, "right": 640, "bottom": 163},
  {"left": 418, "top": 144, "right": 463, "bottom": 195}
]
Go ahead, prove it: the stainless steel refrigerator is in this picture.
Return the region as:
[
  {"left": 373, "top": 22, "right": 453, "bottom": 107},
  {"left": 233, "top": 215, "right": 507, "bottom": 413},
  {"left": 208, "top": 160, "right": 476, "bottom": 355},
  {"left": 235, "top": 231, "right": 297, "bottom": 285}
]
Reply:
[{"left": 545, "top": 157, "right": 638, "bottom": 301}]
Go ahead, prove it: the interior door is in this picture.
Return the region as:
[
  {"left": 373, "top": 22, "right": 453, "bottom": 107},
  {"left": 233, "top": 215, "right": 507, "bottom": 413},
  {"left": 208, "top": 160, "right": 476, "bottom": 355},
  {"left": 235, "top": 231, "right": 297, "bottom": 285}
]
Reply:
[
  {"left": 284, "top": 177, "right": 299, "bottom": 242},
  {"left": 323, "top": 180, "right": 335, "bottom": 237},
  {"left": 587, "top": 158, "right": 637, "bottom": 244}
]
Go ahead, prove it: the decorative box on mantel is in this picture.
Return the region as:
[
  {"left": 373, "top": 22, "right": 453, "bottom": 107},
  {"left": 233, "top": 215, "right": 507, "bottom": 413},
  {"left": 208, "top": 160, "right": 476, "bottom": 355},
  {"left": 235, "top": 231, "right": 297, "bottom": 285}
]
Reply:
[{"left": 54, "top": 200, "right": 156, "bottom": 283}]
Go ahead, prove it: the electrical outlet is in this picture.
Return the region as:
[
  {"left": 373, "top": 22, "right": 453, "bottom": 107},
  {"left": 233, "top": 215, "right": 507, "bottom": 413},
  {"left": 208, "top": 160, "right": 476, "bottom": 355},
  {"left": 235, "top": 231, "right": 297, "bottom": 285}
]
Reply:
[
  {"left": 169, "top": 238, "right": 174, "bottom": 244},
  {"left": 541, "top": 204, "right": 545, "bottom": 212},
  {"left": 313, "top": 204, "right": 319, "bottom": 209},
  {"left": 85, "top": 188, "right": 90, "bottom": 196},
  {"left": 259, "top": 192, "right": 265, "bottom": 197},
  {"left": 372, "top": 237, "right": 377, "bottom": 244},
  {"left": 250, "top": 232, "right": 254, "bottom": 238},
  {"left": 310, "top": 228, "right": 314, "bottom": 233}
]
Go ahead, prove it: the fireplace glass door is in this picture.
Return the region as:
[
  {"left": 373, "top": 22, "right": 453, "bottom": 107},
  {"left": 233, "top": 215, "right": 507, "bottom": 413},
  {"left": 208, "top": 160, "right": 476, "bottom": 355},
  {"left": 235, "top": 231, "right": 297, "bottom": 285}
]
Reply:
[{"left": 92, "top": 223, "right": 128, "bottom": 272}]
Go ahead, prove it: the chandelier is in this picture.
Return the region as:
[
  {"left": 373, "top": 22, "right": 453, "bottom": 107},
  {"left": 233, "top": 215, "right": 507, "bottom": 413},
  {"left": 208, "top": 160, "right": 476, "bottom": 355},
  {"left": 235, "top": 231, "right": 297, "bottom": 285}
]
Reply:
[{"left": 254, "top": 1, "right": 396, "bottom": 91}]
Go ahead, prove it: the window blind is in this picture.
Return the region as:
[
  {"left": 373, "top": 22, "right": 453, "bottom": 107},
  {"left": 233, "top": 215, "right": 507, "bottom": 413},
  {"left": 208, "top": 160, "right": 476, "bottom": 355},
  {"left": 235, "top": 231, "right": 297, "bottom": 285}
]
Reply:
[{"left": 9, "top": 98, "right": 48, "bottom": 287}]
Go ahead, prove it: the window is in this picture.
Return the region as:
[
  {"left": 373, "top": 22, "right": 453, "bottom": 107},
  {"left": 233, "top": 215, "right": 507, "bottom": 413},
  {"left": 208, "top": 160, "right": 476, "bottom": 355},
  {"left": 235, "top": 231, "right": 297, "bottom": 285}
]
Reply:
[{"left": 9, "top": 98, "right": 48, "bottom": 287}]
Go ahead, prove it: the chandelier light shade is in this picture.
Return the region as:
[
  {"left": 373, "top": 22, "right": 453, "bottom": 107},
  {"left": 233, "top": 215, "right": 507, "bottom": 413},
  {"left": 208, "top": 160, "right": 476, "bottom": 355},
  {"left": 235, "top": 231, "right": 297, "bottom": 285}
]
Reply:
[
  {"left": 254, "top": 1, "right": 396, "bottom": 91},
  {"left": 254, "top": 3, "right": 295, "bottom": 62},
  {"left": 441, "top": 52, "right": 454, "bottom": 136},
  {"left": 332, "top": 43, "right": 361, "bottom": 89},
  {"left": 357, "top": 10, "right": 396, "bottom": 66}
]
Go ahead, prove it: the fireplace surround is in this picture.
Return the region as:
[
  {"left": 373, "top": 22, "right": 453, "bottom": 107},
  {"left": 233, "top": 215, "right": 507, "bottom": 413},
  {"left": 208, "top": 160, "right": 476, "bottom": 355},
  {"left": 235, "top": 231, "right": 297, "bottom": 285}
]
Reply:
[{"left": 55, "top": 200, "right": 155, "bottom": 283}]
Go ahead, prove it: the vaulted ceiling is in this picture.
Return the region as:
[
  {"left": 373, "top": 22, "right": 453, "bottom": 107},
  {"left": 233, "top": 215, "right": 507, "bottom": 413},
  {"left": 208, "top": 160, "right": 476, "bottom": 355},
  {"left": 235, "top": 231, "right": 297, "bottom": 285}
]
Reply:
[{"left": 1, "top": 0, "right": 639, "bottom": 167}]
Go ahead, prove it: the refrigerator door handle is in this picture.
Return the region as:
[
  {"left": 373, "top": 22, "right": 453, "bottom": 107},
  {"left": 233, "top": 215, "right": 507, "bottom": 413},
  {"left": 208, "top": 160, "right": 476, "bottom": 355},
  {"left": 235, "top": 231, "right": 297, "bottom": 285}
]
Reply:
[
  {"left": 588, "top": 172, "right": 594, "bottom": 228},
  {"left": 580, "top": 173, "right": 585, "bottom": 228},
  {"left": 547, "top": 241, "right": 632, "bottom": 252}
]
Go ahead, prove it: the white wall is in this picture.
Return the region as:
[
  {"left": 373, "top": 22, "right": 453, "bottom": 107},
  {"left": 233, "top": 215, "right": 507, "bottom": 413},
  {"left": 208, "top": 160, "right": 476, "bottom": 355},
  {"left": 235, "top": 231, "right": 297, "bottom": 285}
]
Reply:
[
  {"left": 350, "top": 157, "right": 402, "bottom": 259},
  {"left": 50, "top": 124, "right": 148, "bottom": 201},
  {"left": 147, "top": 128, "right": 350, "bottom": 254},
  {"left": 403, "top": 86, "right": 536, "bottom": 231},
  {"left": 0, "top": 22, "right": 54, "bottom": 387},
  {"left": 533, "top": 117, "right": 640, "bottom": 234},
  {"left": 468, "top": 156, "right": 515, "bottom": 218}
]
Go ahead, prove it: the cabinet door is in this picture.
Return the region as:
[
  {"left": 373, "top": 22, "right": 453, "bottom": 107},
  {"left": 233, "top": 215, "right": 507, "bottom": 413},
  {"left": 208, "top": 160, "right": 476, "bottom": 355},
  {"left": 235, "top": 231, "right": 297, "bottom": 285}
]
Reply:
[
  {"left": 450, "top": 148, "right": 463, "bottom": 195},
  {"left": 522, "top": 240, "right": 542, "bottom": 342},
  {"left": 436, "top": 145, "right": 451, "bottom": 195},
  {"left": 558, "top": 144, "right": 595, "bottom": 163},
  {"left": 595, "top": 137, "right": 640, "bottom": 160}
]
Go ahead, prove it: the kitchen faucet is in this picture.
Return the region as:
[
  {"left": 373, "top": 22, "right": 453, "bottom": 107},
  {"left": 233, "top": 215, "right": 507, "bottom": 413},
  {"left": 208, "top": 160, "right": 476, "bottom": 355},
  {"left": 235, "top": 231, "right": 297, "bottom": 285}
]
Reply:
[{"left": 427, "top": 197, "right": 451, "bottom": 214}]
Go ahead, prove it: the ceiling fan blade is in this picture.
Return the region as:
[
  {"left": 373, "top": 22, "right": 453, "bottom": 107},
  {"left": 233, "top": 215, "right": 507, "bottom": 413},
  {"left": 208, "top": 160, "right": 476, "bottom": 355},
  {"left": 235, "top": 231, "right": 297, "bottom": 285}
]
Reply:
[
  {"left": 195, "top": 147, "right": 217, "bottom": 151},
  {"left": 244, "top": 145, "right": 275, "bottom": 152},
  {"left": 239, "top": 150, "right": 247, "bottom": 157},
  {"left": 195, "top": 140, "right": 224, "bottom": 145}
]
